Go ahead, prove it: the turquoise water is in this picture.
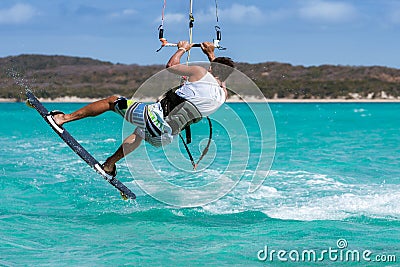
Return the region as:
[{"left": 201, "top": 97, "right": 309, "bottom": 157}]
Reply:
[{"left": 1, "top": 102, "right": 399, "bottom": 266}]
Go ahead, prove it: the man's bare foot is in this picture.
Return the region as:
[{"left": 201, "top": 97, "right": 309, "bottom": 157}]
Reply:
[
  {"left": 102, "top": 161, "right": 117, "bottom": 177},
  {"left": 52, "top": 113, "right": 66, "bottom": 127}
]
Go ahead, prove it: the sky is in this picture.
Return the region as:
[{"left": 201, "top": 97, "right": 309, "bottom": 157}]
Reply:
[{"left": 1, "top": 0, "right": 400, "bottom": 68}]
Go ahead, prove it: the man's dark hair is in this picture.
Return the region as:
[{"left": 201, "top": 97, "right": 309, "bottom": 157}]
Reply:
[{"left": 210, "top": 57, "right": 235, "bottom": 81}]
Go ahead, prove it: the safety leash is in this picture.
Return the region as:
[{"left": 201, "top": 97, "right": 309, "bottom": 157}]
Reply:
[{"left": 179, "top": 117, "right": 213, "bottom": 170}]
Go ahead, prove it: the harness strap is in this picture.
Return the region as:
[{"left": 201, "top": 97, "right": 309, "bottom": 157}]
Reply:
[
  {"left": 179, "top": 116, "right": 212, "bottom": 170},
  {"left": 160, "top": 88, "right": 199, "bottom": 144},
  {"left": 159, "top": 87, "right": 185, "bottom": 117},
  {"left": 184, "top": 125, "right": 192, "bottom": 144},
  {"left": 196, "top": 117, "right": 213, "bottom": 165},
  {"left": 179, "top": 133, "right": 195, "bottom": 167},
  {"left": 160, "top": 88, "right": 213, "bottom": 169}
]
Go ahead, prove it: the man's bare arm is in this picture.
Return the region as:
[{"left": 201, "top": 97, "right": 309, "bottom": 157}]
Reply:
[{"left": 165, "top": 41, "right": 206, "bottom": 81}]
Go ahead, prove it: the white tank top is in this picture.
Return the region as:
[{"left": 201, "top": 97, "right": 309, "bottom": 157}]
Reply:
[{"left": 175, "top": 72, "right": 226, "bottom": 116}]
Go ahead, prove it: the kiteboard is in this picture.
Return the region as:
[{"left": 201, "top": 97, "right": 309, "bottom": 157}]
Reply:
[{"left": 25, "top": 89, "right": 136, "bottom": 200}]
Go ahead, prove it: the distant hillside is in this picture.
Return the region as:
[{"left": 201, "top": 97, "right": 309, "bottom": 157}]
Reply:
[
  {"left": 238, "top": 62, "right": 400, "bottom": 99},
  {"left": 1, "top": 54, "right": 399, "bottom": 100},
  {"left": 0, "top": 55, "right": 163, "bottom": 100}
]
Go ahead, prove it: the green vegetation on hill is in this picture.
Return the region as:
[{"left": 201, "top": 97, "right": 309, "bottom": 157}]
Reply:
[
  {"left": 238, "top": 62, "right": 399, "bottom": 99},
  {"left": 1, "top": 54, "right": 399, "bottom": 100}
]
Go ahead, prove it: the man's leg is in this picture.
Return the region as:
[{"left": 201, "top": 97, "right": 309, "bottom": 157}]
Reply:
[
  {"left": 53, "top": 95, "right": 119, "bottom": 126},
  {"left": 102, "top": 132, "right": 143, "bottom": 174}
]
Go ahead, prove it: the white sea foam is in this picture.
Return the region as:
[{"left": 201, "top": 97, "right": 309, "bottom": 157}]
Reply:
[
  {"left": 124, "top": 163, "right": 399, "bottom": 220},
  {"left": 76, "top": 140, "right": 90, "bottom": 144},
  {"left": 103, "top": 138, "right": 116, "bottom": 143},
  {"left": 202, "top": 169, "right": 400, "bottom": 221},
  {"left": 265, "top": 187, "right": 400, "bottom": 221},
  {"left": 171, "top": 210, "right": 185, "bottom": 217}
]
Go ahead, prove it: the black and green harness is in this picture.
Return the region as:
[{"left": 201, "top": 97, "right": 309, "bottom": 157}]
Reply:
[{"left": 160, "top": 88, "right": 213, "bottom": 170}]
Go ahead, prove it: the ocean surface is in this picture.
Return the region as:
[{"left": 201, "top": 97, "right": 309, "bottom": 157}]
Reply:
[{"left": 1, "top": 102, "right": 399, "bottom": 266}]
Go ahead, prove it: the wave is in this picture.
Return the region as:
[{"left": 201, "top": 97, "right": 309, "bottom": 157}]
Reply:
[
  {"left": 83, "top": 168, "right": 400, "bottom": 223},
  {"left": 110, "top": 208, "right": 400, "bottom": 225},
  {"left": 89, "top": 169, "right": 400, "bottom": 222},
  {"left": 82, "top": 208, "right": 273, "bottom": 226},
  {"left": 4, "top": 141, "right": 400, "bottom": 222},
  {"left": 199, "top": 169, "right": 400, "bottom": 221}
]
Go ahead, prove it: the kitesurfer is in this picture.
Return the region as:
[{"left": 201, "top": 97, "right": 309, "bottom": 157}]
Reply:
[{"left": 51, "top": 41, "right": 234, "bottom": 177}]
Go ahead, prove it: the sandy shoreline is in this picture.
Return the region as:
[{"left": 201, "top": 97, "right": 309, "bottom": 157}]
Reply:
[{"left": 1, "top": 96, "right": 400, "bottom": 103}]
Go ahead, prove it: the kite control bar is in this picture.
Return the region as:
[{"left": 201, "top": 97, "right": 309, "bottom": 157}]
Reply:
[
  {"left": 156, "top": 26, "right": 225, "bottom": 52},
  {"left": 157, "top": 39, "right": 220, "bottom": 52}
]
